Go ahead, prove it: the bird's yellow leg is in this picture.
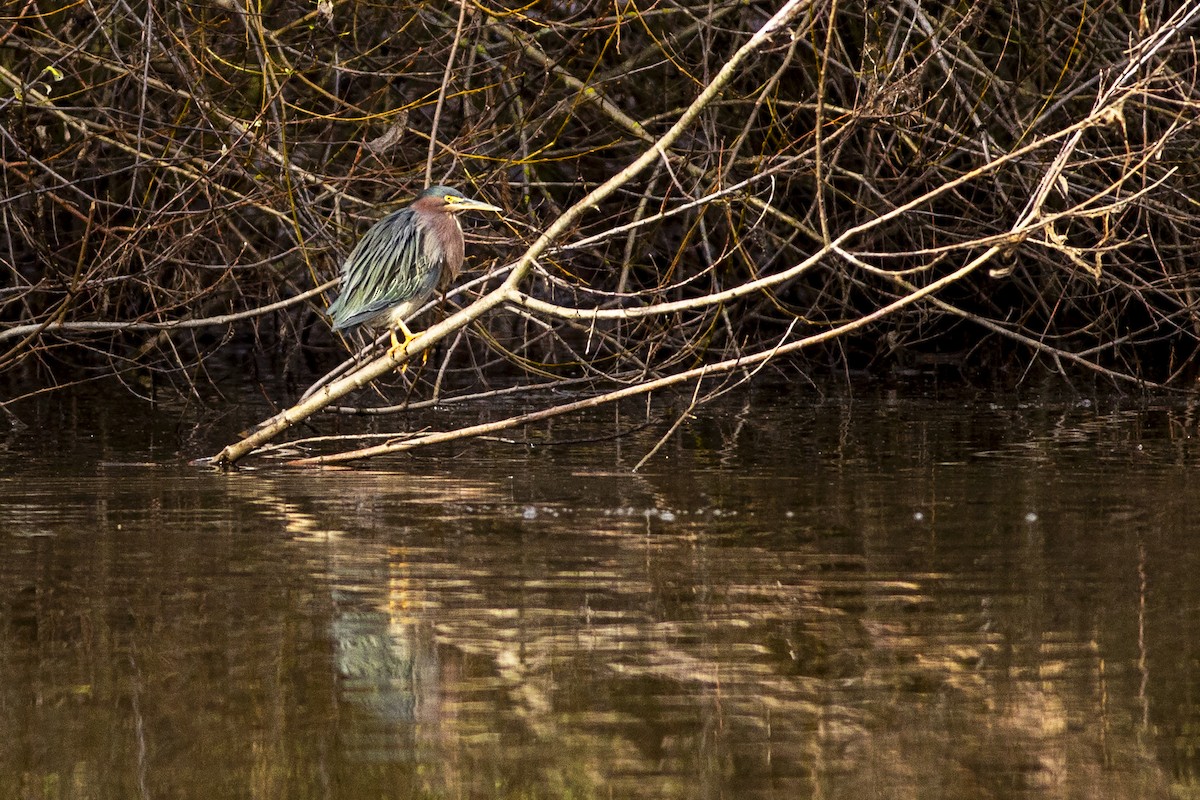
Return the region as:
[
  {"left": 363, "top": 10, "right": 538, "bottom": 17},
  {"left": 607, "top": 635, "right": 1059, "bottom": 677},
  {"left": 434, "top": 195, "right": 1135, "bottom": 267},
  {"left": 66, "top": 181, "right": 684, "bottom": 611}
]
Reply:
[{"left": 386, "top": 321, "right": 429, "bottom": 369}]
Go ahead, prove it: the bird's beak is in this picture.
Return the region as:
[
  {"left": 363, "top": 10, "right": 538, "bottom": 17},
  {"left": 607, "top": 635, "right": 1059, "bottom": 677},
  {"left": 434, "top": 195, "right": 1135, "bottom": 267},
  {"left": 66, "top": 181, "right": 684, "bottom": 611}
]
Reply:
[{"left": 450, "top": 197, "right": 503, "bottom": 214}]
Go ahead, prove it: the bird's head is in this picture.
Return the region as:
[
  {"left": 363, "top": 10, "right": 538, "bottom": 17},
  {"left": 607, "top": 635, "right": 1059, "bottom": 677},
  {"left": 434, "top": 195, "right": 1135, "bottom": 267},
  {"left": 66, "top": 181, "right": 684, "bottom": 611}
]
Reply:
[{"left": 416, "top": 185, "right": 503, "bottom": 215}]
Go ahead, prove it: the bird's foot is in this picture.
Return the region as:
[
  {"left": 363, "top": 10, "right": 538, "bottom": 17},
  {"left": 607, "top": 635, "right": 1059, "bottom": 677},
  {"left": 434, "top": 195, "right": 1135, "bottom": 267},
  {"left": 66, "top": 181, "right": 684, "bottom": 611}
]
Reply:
[{"left": 386, "top": 329, "right": 427, "bottom": 372}]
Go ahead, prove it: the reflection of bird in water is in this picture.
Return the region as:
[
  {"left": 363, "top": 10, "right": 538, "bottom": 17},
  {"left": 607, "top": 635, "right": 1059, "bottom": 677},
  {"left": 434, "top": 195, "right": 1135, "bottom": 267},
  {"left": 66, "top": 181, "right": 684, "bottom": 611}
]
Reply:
[
  {"left": 332, "top": 609, "right": 431, "bottom": 727},
  {"left": 326, "top": 186, "right": 503, "bottom": 356}
]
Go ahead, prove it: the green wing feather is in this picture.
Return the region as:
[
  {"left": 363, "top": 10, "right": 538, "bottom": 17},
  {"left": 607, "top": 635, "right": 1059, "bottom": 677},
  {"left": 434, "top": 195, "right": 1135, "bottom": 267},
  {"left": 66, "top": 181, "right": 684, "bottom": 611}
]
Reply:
[{"left": 327, "top": 209, "right": 441, "bottom": 331}]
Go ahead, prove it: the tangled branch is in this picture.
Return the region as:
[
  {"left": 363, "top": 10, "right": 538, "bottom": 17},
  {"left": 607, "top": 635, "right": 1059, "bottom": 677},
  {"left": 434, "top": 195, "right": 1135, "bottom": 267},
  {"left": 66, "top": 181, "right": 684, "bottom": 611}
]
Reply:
[{"left": 1, "top": 1, "right": 1198, "bottom": 465}]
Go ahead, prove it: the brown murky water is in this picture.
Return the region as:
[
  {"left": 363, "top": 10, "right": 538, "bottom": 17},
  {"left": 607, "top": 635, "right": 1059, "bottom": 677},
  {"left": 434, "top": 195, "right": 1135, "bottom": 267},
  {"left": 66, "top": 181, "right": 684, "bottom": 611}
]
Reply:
[{"left": 2, "top": 386, "right": 1199, "bottom": 798}]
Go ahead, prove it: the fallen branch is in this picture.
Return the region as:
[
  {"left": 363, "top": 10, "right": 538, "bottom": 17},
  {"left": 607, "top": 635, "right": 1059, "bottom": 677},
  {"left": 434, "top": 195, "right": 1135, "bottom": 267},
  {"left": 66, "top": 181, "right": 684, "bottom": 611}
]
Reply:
[{"left": 206, "top": 0, "right": 811, "bottom": 466}]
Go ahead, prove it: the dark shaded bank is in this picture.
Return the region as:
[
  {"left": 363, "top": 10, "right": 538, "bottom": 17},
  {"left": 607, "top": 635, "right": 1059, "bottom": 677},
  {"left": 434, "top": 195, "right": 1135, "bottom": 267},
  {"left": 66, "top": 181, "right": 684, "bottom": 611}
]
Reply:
[{"left": 2, "top": 1, "right": 1200, "bottom": 415}]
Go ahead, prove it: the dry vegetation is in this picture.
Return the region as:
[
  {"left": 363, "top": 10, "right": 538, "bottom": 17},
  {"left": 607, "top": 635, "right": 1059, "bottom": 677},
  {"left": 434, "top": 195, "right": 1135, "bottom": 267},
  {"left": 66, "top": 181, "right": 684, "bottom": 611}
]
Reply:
[{"left": 2, "top": 0, "right": 1200, "bottom": 462}]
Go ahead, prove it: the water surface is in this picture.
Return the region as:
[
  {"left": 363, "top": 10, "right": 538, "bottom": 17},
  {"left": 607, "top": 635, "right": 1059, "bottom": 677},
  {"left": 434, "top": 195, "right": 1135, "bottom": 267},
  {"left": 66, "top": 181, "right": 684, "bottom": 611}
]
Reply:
[{"left": 2, "top": 387, "right": 1198, "bottom": 798}]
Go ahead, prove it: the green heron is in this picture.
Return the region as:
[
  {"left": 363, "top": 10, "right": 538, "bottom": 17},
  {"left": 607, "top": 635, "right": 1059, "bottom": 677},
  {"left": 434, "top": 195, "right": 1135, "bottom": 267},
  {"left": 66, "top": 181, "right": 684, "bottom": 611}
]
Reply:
[{"left": 326, "top": 185, "right": 503, "bottom": 355}]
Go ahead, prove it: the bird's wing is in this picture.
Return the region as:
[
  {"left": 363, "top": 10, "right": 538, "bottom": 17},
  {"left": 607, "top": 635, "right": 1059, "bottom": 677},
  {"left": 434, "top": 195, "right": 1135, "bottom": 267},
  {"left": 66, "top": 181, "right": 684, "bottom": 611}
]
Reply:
[{"left": 328, "top": 209, "right": 442, "bottom": 330}]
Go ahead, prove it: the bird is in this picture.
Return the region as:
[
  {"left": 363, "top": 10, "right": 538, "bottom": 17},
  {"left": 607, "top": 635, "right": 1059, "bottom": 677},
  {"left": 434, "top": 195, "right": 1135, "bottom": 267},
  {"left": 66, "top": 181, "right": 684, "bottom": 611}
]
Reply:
[{"left": 326, "top": 185, "right": 503, "bottom": 358}]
